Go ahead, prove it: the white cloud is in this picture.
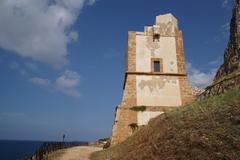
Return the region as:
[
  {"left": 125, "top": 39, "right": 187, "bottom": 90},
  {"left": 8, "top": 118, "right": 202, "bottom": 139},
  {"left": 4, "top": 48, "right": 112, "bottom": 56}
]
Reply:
[
  {"left": 68, "top": 31, "right": 79, "bottom": 42},
  {"left": 56, "top": 70, "right": 80, "bottom": 97},
  {"left": 0, "top": 0, "right": 96, "bottom": 68},
  {"left": 25, "top": 62, "right": 38, "bottom": 71},
  {"left": 29, "top": 69, "right": 80, "bottom": 97},
  {"left": 208, "top": 57, "right": 223, "bottom": 66},
  {"left": 187, "top": 63, "right": 218, "bottom": 88},
  {"left": 221, "top": 22, "right": 230, "bottom": 38},
  {"left": 19, "top": 69, "right": 28, "bottom": 76},
  {"left": 9, "top": 61, "right": 29, "bottom": 76},
  {"left": 222, "top": 0, "right": 234, "bottom": 9},
  {"left": 30, "top": 77, "right": 51, "bottom": 86},
  {"left": 213, "top": 22, "right": 231, "bottom": 43},
  {"left": 88, "top": 0, "right": 97, "bottom": 5},
  {"left": 222, "top": 0, "right": 229, "bottom": 8},
  {"left": 221, "top": 23, "right": 230, "bottom": 31},
  {"left": 9, "top": 61, "right": 19, "bottom": 70}
]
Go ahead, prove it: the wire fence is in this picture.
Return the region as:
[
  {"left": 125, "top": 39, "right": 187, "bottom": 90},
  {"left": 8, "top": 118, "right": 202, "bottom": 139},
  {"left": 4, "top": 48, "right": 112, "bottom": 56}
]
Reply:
[
  {"left": 197, "top": 73, "right": 240, "bottom": 100},
  {"left": 24, "top": 141, "right": 88, "bottom": 160}
]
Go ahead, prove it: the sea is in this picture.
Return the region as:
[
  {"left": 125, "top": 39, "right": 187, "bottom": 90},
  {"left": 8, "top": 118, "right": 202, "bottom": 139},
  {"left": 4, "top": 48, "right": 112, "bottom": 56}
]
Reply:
[{"left": 0, "top": 140, "right": 43, "bottom": 160}]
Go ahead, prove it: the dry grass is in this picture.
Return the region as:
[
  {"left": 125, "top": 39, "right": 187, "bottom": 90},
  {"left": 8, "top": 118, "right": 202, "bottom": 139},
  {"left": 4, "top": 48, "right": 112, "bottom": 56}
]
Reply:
[
  {"left": 91, "top": 89, "right": 240, "bottom": 160},
  {"left": 46, "top": 149, "right": 66, "bottom": 160}
]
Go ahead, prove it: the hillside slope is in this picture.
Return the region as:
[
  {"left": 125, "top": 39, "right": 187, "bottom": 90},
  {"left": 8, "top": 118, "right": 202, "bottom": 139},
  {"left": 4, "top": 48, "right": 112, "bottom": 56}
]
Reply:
[{"left": 91, "top": 90, "right": 240, "bottom": 160}]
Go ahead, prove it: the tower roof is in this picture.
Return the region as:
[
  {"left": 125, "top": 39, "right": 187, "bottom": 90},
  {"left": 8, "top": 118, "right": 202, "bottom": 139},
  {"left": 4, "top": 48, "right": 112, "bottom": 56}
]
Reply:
[{"left": 155, "top": 13, "right": 178, "bottom": 29}]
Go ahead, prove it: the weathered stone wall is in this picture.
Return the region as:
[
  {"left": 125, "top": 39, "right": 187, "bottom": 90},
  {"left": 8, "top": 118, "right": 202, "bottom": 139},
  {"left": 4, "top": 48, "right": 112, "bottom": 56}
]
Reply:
[
  {"left": 121, "top": 32, "right": 137, "bottom": 108},
  {"left": 175, "top": 29, "right": 186, "bottom": 74},
  {"left": 111, "top": 107, "right": 137, "bottom": 145},
  {"left": 135, "top": 35, "right": 178, "bottom": 73},
  {"left": 112, "top": 105, "right": 177, "bottom": 145},
  {"left": 126, "top": 32, "right": 136, "bottom": 72},
  {"left": 179, "top": 76, "right": 195, "bottom": 105},
  {"left": 175, "top": 28, "right": 194, "bottom": 104},
  {"left": 136, "top": 75, "right": 182, "bottom": 106},
  {"left": 121, "top": 74, "right": 137, "bottom": 108},
  {"left": 111, "top": 32, "right": 137, "bottom": 145},
  {"left": 137, "top": 111, "right": 163, "bottom": 126}
]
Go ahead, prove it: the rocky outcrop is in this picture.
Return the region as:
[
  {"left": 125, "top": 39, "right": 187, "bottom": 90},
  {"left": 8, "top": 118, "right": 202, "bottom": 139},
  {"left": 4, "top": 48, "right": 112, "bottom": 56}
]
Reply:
[{"left": 214, "top": 0, "right": 240, "bottom": 81}]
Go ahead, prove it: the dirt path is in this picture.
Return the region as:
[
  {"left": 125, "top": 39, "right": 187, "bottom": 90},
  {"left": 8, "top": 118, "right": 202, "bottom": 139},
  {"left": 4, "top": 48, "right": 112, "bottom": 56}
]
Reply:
[{"left": 58, "top": 146, "right": 102, "bottom": 160}]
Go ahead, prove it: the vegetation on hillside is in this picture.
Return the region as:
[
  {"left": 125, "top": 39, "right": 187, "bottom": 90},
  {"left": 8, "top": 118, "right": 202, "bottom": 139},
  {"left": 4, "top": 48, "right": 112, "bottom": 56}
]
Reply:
[
  {"left": 91, "top": 89, "right": 240, "bottom": 160},
  {"left": 130, "top": 105, "right": 146, "bottom": 112},
  {"left": 46, "top": 149, "right": 66, "bottom": 160}
]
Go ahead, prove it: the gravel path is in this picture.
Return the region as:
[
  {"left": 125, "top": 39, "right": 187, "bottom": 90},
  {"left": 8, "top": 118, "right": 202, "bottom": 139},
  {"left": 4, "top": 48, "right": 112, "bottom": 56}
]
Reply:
[{"left": 58, "top": 146, "right": 102, "bottom": 160}]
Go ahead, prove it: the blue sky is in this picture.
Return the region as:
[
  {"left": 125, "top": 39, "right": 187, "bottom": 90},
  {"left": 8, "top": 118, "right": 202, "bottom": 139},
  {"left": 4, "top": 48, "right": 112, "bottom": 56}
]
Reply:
[{"left": 0, "top": 0, "right": 234, "bottom": 142}]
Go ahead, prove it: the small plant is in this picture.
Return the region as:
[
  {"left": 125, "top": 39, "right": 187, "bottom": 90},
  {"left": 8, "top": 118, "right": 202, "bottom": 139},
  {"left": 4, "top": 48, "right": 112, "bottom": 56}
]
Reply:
[
  {"left": 128, "top": 123, "right": 139, "bottom": 132},
  {"left": 130, "top": 105, "right": 146, "bottom": 112}
]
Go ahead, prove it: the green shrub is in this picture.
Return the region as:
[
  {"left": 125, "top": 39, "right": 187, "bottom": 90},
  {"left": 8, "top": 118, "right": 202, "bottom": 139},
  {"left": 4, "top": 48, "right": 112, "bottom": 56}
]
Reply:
[
  {"left": 130, "top": 106, "right": 146, "bottom": 112},
  {"left": 128, "top": 123, "right": 139, "bottom": 132}
]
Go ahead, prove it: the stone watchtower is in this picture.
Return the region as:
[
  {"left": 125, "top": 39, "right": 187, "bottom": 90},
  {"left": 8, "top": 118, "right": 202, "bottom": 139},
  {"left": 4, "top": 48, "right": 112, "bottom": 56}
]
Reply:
[{"left": 111, "top": 14, "right": 194, "bottom": 145}]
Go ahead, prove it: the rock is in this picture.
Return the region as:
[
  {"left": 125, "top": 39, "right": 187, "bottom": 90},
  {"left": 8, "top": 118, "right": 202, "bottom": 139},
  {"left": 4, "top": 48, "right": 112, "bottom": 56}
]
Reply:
[
  {"left": 214, "top": 0, "right": 240, "bottom": 82},
  {"left": 230, "top": 116, "right": 240, "bottom": 125}
]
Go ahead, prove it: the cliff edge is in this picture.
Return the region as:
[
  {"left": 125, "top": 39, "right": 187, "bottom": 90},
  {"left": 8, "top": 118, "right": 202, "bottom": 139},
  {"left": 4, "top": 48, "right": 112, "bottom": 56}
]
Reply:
[{"left": 214, "top": 0, "right": 240, "bottom": 82}]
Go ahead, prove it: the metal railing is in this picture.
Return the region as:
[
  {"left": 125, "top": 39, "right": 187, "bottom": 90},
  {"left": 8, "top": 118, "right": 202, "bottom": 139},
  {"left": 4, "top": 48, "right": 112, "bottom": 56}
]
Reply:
[
  {"left": 24, "top": 141, "right": 88, "bottom": 160},
  {"left": 198, "top": 73, "right": 240, "bottom": 100}
]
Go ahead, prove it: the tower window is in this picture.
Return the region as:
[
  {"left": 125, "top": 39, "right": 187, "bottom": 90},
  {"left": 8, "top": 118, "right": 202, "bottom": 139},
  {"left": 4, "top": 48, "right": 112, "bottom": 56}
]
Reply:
[
  {"left": 151, "top": 58, "right": 163, "bottom": 73},
  {"left": 154, "top": 61, "right": 160, "bottom": 72},
  {"left": 153, "top": 34, "right": 160, "bottom": 42}
]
